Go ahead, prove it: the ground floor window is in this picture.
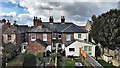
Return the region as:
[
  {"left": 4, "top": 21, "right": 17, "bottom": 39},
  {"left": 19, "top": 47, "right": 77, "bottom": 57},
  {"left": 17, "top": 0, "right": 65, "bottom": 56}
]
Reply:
[{"left": 69, "top": 48, "right": 75, "bottom": 52}]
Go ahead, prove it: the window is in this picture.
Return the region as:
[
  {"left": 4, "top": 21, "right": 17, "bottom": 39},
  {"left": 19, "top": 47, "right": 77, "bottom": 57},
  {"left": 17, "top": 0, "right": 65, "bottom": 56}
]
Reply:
[
  {"left": 78, "top": 34, "right": 81, "bottom": 38},
  {"left": 58, "top": 33, "right": 62, "bottom": 39},
  {"left": 84, "top": 46, "right": 88, "bottom": 51},
  {"left": 66, "top": 34, "right": 71, "bottom": 41},
  {"left": 52, "top": 33, "right": 56, "bottom": 39},
  {"left": 88, "top": 52, "right": 92, "bottom": 55},
  {"left": 31, "top": 33, "right": 36, "bottom": 41},
  {"left": 8, "top": 34, "right": 11, "bottom": 40},
  {"left": 69, "top": 48, "right": 75, "bottom": 51},
  {"left": 24, "top": 46, "right": 26, "bottom": 49},
  {"left": 88, "top": 46, "right": 92, "bottom": 51},
  {"left": 43, "top": 33, "right": 47, "bottom": 41},
  {"left": 58, "top": 43, "right": 62, "bottom": 48}
]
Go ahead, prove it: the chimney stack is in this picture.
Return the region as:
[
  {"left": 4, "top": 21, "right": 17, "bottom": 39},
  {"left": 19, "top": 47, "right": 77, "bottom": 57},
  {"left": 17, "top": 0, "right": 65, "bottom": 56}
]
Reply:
[
  {"left": 7, "top": 20, "right": 11, "bottom": 27},
  {"left": 33, "top": 16, "right": 42, "bottom": 27},
  {"left": 61, "top": 16, "right": 65, "bottom": 24},
  {"left": 13, "top": 21, "right": 17, "bottom": 25},
  {"left": 2, "top": 19, "right": 6, "bottom": 24},
  {"left": 49, "top": 16, "right": 54, "bottom": 23},
  {"left": 33, "top": 16, "right": 38, "bottom": 27}
]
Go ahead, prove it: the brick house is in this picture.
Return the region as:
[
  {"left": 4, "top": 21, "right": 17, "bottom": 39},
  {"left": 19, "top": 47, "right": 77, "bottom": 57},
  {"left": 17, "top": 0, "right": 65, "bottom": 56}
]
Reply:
[{"left": 27, "top": 16, "right": 88, "bottom": 51}]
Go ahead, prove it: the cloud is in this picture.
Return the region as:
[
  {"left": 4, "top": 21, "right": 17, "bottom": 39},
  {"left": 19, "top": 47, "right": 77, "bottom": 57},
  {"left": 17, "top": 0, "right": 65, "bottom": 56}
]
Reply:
[
  {"left": 0, "top": 12, "right": 33, "bottom": 26},
  {"left": 1, "top": 0, "right": 119, "bottom": 26}
]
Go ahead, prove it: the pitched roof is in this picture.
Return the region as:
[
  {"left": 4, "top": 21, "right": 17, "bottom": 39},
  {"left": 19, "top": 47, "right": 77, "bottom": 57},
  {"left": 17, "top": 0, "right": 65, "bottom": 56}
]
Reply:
[
  {"left": 17, "top": 25, "right": 28, "bottom": 33},
  {"left": 36, "top": 39, "right": 48, "bottom": 48},
  {"left": 28, "top": 26, "right": 51, "bottom": 33},
  {"left": 66, "top": 39, "right": 96, "bottom": 47},
  {"left": 28, "top": 22, "right": 88, "bottom": 33},
  {"left": 3, "top": 28, "right": 17, "bottom": 34},
  {"left": 61, "top": 24, "right": 88, "bottom": 33}
]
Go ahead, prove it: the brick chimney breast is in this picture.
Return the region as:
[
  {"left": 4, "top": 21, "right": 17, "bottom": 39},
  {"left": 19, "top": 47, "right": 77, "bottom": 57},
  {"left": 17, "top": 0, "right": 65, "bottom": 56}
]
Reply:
[{"left": 33, "top": 17, "right": 39, "bottom": 27}]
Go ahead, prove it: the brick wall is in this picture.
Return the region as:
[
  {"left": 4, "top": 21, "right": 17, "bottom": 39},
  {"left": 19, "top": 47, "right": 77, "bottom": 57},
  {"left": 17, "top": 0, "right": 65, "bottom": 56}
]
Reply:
[{"left": 28, "top": 33, "right": 52, "bottom": 45}]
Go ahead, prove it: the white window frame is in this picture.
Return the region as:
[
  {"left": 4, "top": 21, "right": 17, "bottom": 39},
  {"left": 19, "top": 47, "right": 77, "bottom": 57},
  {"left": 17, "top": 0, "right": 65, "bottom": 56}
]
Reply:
[
  {"left": 52, "top": 33, "right": 56, "bottom": 39},
  {"left": 58, "top": 33, "right": 62, "bottom": 39},
  {"left": 84, "top": 46, "right": 92, "bottom": 56},
  {"left": 31, "top": 33, "right": 36, "bottom": 41},
  {"left": 78, "top": 34, "right": 81, "bottom": 38},
  {"left": 43, "top": 33, "right": 47, "bottom": 41},
  {"left": 69, "top": 48, "right": 75, "bottom": 52},
  {"left": 66, "top": 34, "right": 71, "bottom": 41}
]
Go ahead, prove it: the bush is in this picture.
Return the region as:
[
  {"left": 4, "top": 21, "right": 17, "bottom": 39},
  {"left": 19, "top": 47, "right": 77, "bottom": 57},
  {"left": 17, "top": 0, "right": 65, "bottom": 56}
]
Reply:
[{"left": 23, "top": 53, "right": 37, "bottom": 67}]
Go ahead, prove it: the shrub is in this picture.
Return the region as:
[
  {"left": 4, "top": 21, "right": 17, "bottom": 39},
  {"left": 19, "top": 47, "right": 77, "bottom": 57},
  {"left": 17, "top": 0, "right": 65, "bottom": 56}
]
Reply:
[{"left": 23, "top": 53, "right": 37, "bottom": 67}]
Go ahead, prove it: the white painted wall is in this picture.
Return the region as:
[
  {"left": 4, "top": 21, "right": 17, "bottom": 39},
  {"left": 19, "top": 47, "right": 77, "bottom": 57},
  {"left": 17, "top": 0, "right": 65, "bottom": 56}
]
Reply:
[
  {"left": 46, "top": 45, "right": 52, "bottom": 52},
  {"left": 65, "top": 41, "right": 96, "bottom": 57},
  {"left": 74, "top": 33, "right": 88, "bottom": 41}
]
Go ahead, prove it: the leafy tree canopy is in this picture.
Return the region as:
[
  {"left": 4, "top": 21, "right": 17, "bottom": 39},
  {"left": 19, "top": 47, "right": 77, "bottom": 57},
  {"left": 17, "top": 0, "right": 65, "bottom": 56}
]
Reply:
[{"left": 90, "top": 9, "right": 120, "bottom": 50}]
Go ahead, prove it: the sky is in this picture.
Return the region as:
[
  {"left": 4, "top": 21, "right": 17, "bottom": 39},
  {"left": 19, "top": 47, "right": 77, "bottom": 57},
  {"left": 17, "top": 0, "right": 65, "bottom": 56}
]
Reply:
[{"left": 0, "top": 0, "right": 119, "bottom": 26}]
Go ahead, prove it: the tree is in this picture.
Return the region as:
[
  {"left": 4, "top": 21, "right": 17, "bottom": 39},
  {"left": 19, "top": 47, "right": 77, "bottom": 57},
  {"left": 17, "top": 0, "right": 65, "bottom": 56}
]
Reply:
[
  {"left": 90, "top": 9, "right": 120, "bottom": 54},
  {"left": 23, "top": 53, "right": 37, "bottom": 68}
]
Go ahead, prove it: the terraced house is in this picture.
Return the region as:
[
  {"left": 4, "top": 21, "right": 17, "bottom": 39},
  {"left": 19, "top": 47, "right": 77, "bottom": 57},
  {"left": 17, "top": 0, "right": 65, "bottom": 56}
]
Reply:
[{"left": 27, "top": 16, "right": 88, "bottom": 52}]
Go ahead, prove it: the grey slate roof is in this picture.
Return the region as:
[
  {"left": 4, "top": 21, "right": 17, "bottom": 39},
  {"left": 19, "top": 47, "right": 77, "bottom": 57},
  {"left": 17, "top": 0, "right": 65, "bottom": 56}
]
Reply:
[
  {"left": 36, "top": 39, "right": 48, "bottom": 48},
  {"left": 3, "top": 28, "right": 17, "bottom": 34},
  {"left": 18, "top": 25, "right": 28, "bottom": 33},
  {"left": 28, "top": 22, "right": 88, "bottom": 33}
]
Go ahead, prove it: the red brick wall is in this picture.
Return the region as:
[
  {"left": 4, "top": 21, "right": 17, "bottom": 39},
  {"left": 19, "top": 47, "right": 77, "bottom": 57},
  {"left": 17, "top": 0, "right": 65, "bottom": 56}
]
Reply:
[
  {"left": 46, "top": 33, "right": 52, "bottom": 45},
  {"left": 62, "top": 33, "right": 74, "bottom": 44},
  {"left": 62, "top": 33, "right": 66, "bottom": 44},
  {"left": 28, "top": 33, "right": 52, "bottom": 45}
]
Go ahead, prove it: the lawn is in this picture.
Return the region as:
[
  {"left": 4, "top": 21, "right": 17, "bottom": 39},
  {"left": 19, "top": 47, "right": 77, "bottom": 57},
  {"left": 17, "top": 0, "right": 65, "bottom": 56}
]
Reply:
[
  {"left": 63, "top": 59, "right": 75, "bottom": 68},
  {"left": 7, "top": 54, "right": 24, "bottom": 66},
  {"left": 97, "top": 60, "right": 117, "bottom": 68}
]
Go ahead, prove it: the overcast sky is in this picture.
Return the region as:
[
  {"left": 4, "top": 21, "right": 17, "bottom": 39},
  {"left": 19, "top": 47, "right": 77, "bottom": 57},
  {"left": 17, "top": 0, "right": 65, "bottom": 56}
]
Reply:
[{"left": 0, "top": 0, "right": 119, "bottom": 26}]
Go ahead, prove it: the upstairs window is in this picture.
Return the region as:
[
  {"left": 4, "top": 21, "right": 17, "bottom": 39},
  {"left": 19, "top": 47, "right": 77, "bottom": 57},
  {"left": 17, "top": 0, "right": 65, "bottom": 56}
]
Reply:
[
  {"left": 52, "top": 33, "right": 56, "bottom": 39},
  {"left": 78, "top": 34, "right": 81, "bottom": 38},
  {"left": 31, "top": 33, "right": 36, "bottom": 41},
  {"left": 43, "top": 33, "right": 47, "bottom": 41},
  {"left": 8, "top": 34, "right": 11, "bottom": 41},
  {"left": 58, "top": 33, "right": 62, "bottom": 39},
  {"left": 66, "top": 34, "right": 71, "bottom": 41}
]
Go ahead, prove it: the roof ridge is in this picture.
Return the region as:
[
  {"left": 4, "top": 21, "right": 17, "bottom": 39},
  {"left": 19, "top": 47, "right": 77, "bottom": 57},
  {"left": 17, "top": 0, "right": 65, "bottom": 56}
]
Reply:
[
  {"left": 74, "top": 24, "right": 88, "bottom": 32},
  {"left": 61, "top": 24, "right": 73, "bottom": 32}
]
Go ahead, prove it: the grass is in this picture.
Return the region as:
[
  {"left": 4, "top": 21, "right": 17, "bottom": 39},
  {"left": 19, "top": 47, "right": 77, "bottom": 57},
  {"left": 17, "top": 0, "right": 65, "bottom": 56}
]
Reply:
[
  {"left": 7, "top": 54, "right": 24, "bottom": 66},
  {"left": 63, "top": 59, "right": 75, "bottom": 68},
  {"left": 97, "top": 60, "right": 117, "bottom": 68},
  {"left": 7, "top": 55, "right": 21, "bottom": 66}
]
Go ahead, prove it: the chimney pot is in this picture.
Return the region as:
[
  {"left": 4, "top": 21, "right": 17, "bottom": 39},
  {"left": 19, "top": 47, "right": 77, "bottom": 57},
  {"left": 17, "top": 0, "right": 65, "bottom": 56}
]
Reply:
[
  {"left": 49, "top": 16, "right": 54, "bottom": 23},
  {"left": 61, "top": 16, "right": 65, "bottom": 23}
]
